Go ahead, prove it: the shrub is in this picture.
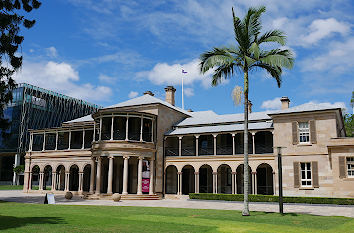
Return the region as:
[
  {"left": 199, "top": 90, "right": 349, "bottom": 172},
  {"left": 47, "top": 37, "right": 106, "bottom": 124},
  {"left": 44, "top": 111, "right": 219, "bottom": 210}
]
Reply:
[{"left": 189, "top": 193, "right": 354, "bottom": 205}]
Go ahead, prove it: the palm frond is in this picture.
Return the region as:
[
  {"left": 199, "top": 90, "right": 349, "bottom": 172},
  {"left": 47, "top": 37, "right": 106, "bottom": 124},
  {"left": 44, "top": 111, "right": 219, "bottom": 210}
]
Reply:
[
  {"left": 243, "top": 6, "right": 265, "bottom": 43},
  {"left": 200, "top": 47, "right": 236, "bottom": 74},
  {"left": 259, "top": 49, "right": 294, "bottom": 69},
  {"left": 251, "top": 63, "right": 282, "bottom": 87},
  {"left": 257, "top": 30, "right": 286, "bottom": 45}
]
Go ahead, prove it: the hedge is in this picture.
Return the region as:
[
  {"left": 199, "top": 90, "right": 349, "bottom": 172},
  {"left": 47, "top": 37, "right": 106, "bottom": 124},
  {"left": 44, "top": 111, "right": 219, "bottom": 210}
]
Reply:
[{"left": 189, "top": 193, "right": 354, "bottom": 205}]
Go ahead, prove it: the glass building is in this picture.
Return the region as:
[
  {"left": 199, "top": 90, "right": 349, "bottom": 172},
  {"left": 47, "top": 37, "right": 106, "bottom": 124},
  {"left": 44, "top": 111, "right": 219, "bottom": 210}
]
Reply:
[{"left": 0, "top": 83, "right": 101, "bottom": 184}]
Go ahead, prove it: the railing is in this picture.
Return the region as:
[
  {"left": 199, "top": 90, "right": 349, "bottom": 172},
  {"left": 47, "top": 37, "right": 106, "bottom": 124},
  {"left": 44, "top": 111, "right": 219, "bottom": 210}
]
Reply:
[
  {"left": 255, "top": 144, "right": 273, "bottom": 154},
  {"left": 165, "top": 147, "right": 178, "bottom": 156},
  {"left": 198, "top": 147, "right": 214, "bottom": 155},
  {"left": 217, "top": 146, "right": 232, "bottom": 155},
  {"left": 181, "top": 147, "right": 196, "bottom": 156}
]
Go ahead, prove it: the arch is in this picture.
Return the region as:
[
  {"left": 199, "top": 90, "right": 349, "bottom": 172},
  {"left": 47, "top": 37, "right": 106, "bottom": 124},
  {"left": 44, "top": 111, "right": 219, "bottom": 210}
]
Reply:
[
  {"left": 199, "top": 164, "right": 213, "bottom": 193},
  {"left": 256, "top": 163, "right": 274, "bottom": 195},
  {"left": 31, "top": 165, "right": 40, "bottom": 190},
  {"left": 165, "top": 165, "right": 178, "bottom": 194},
  {"left": 217, "top": 164, "right": 232, "bottom": 194},
  {"left": 83, "top": 164, "right": 91, "bottom": 192},
  {"left": 56, "top": 165, "right": 66, "bottom": 191},
  {"left": 43, "top": 165, "right": 52, "bottom": 190},
  {"left": 54, "top": 164, "right": 66, "bottom": 173},
  {"left": 69, "top": 164, "right": 80, "bottom": 191},
  {"left": 182, "top": 165, "right": 195, "bottom": 194},
  {"left": 236, "top": 164, "right": 252, "bottom": 194}
]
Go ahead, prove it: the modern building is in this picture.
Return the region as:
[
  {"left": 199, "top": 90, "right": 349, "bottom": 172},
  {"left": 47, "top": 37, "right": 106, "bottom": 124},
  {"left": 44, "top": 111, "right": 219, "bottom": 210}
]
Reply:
[
  {"left": 0, "top": 83, "right": 100, "bottom": 185},
  {"left": 23, "top": 86, "right": 354, "bottom": 198}
]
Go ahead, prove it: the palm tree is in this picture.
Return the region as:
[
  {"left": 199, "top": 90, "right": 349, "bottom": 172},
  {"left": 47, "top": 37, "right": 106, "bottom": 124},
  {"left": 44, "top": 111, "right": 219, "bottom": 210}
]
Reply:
[{"left": 200, "top": 6, "right": 294, "bottom": 216}]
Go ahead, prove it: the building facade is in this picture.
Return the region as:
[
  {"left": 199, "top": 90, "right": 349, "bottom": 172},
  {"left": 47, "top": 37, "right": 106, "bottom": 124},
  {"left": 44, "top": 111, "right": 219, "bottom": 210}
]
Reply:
[
  {"left": 23, "top": 86, "right": 354, "bottom": 198},
  {"left": 0, "top": 83, "right": 100, "bottom": 185}
]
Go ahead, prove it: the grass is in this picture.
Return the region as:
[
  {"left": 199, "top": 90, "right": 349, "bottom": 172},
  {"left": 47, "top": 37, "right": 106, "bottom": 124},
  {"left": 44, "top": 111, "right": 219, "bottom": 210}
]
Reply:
[
  {"left": 0, "top": 185, "right": 23, "bottom": 190},
  {"left": 0, "top": 201, "right": 353, "bottom": 232}
]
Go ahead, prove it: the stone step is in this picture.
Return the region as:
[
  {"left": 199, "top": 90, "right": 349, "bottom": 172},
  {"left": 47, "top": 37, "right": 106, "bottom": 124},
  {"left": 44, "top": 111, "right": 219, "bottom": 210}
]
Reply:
[{"left": 83, "top": 194, "right": 161, "bottom": 200}]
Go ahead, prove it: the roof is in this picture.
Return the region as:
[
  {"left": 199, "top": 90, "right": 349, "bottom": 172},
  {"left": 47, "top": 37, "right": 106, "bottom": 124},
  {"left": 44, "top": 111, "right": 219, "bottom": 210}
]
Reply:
[
  {"left": 166, "top": 122, "right": 273, "bottom": 135},
  {"left": 105, "top": 94, "right": 191, "bottom": 116},
  {"left": 64, "top": 114, "right": 93, "bottom": 124},
  {"left": 268, "top": 103, "right": 342, "bottom": 115}
]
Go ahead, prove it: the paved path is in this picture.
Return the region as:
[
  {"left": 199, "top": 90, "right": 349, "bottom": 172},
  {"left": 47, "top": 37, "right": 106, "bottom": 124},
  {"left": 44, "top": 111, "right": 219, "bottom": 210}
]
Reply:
[{"left": 1, "top": 190, "right": 353, "bottom": 218}]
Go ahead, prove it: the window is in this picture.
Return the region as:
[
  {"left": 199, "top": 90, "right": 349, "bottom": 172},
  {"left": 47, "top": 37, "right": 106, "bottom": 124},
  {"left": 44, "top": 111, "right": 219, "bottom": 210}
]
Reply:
[
  {"left": 347, "top": 157, "right": 354, "bottom": 177},
  {"left": 300, "top": 162, "right": 312, "bottom": 187},
  {"left": 299, "top": 122, "right": 310, "bottom": 143}
]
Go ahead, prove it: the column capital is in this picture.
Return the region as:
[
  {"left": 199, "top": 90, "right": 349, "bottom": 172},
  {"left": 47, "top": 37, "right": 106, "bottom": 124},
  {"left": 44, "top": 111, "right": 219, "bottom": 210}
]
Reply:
[
  {"left": 251, "top": 132, "right": 256, "bottom": 136},
  {"left": 272, "top": 171, "right": 276, "bottom": 174},
  {"left": 177, "top": 172, "right": 182, "bottom": 175},
  {"left": 138, "top": 156, "right": 144, "bottom": 160},
  {"left": 212, "top": 134, "right": 218, "bottom": 138},
  {"left": 194, "top": 172, "right": 199, "bottom": 175},
  {"left": 178, "top": 136, "right": 183, "bottom": 140},
  {"left": 96, "top": 156, "right": 102, "bottom": 162},
  {"left": 195, "top": 134, "right": 199, "bottom": 139},
  {"left": 252, "top": 171, "right": 257, "bottom": 175},
  {"left": 123, "top": 155, "right": 130, "bottom": 160},
  {"left": 108, "top": 155, "right": 114, "bottom": 159},
  {"left": 212, "top": 172, "right": 218, "bottom": 175},
  {"left": 232, "top": 133, "right": 235, "bottom": 137},
  {"left": 231, "top": 172, "right": 237, "bottom": 175},
  {"left": 79, "top": 171, "right": 84, "bottom": 175}
]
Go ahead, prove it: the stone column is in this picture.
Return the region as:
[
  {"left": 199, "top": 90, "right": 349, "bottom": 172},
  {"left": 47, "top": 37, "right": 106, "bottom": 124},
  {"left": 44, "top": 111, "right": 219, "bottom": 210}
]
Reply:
[
  {"left": 90, "top": 158, "right": 96, "bottom": 194},
  {"left": 125, "top": 117, "right": 129, "bottom": 141},
  {"left": 149, "top": 159, "right": 154, "bottom": 195},
  {"left": 231, "top": 172, "right": 236, "bottom": 194},
  {"left": 39, "top": 172, "right": 44, "bottom": 191},
  {"left": 140, "top": 116, "right": 143, "bottom": 142},
  {"left": 65, "top": 172, "right": 70, "bottom": 191},
  {"left": 107, "top": 156, "right": 114, "bottom": 195},
  {"left": 68, "top": 131, "right": 71, "bottom": 150},
  {"left": 29, "top": 172, "right": 32, "bottom": 191},
  {"left": 95, "top": 157, "right": 102, "bottom": 194},
  {"left": 252, "top": 132, "right": 256, "bottom": 154},
  {"left": 52, "top": 173, "right": 56, "bottom": 191},
  {"left": 254, "top": 172, "right": 257, "bottom": 194},
  {"left": 42, "top": 133, "right": 46, "bottom": 151},
  {"left": 178, "top": 136, "right": 182, "bottom": 156},
  {"left": 137, "top": 156, "right": 143, "bottom": 195},
  {"left": 177, "top": 172, "right": 182, "bottom": 195},
  {"left": 272, "top": 171, "right": 276, "bottom": 195},
  {"left": 79, "top": 172, "right": 83, "bottom": 193},
  {"left": 212, "top": 172, "right": 217, "bottom": 194},
  {"left": 82, "top": 130, "right": 85, "bottom": 149},
  {"left": 195, "top": 135, "right": 199, "bottom": 156},
  {"left": 194, "top": 172, "right": 199, "bottom": 193},
  {"left": 55, "top": 132, "right": 58, "bottom": 150},
  {"left": 122, "top": 156, "right": 129, "bottom": 195},
  {"left": 213, "top": 134, "right": 217, "bottom": 155},
  {"left": 99, "top": 118, "right": 102, "bottom": 141},
  {"left": 232, "top": 134, "right": 235, "bottom": 155},
  {"left": 251, "top": 172, "right": 256, "bottom": 194},
  {"left": 111, "top": 116, "right": 114, "bottom": 140},
  {"left": 29, "top": 133, "right": 33, "bottom": 151}
]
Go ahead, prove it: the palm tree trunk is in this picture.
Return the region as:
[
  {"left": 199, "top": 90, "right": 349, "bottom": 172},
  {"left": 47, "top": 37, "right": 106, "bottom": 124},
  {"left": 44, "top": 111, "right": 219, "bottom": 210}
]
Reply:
[{"left": 242, "top": 71, "right": 250, "bottom": 216}]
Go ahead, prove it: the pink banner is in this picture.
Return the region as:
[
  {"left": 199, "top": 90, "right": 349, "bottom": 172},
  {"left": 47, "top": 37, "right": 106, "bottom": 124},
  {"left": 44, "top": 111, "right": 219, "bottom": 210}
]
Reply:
[{"left": 142, "top": 178, "right": 150, "bottom": 193}]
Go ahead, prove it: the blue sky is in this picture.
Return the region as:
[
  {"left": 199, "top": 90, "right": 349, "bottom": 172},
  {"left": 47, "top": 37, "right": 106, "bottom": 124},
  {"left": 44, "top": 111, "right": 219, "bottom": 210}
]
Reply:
[{"left": 14, "top": 0, "right": 354, "bottom": 114}]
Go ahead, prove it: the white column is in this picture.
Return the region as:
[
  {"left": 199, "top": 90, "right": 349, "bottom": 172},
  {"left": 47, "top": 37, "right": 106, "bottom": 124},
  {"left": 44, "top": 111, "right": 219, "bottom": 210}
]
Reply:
[
  {"left": 194, "top": 172, "right": 199, "bottom": 193},
  {"left": 111, "top": 116, "right": 114, "bottom": 140},
  {"left": 137, "top": 156, "right": 143, "bottom": 195},
  {"left": 122, "top": 156, "right": 129, "bottom": 195},
  {"left": 29, "top": 133, "right": 33, "bottom": 151},
  {"left": 178, "top": 136, "right": 182, "bottom": 156},
  {"left": 252, "top": 132, "right": 256, "bottom": 154},
  {"left": 82, "top": 130, "right": 85, "bottom": 149},
  {"left": 140, "top": 115, "right": 143, "bottom": 142},
  {"left": 107, "top": 156, "right": 114, "bottom": 194},
  {"left": 254, "top": 172, "right": 257, "bottom": 194},
  {"left": 272, "top": 171, "right": 276, "bottom": 195},
  {"left": 55, "top": 131, "right": 58, "bottom": 150},
  {"left": 99, "top": 117, "right": 102, "bottom": 141},
  {"left": 52, "top": 173, "right": 56, "bottom": 191},
  {"left": 29, "top": 172, "right": 32, "bottom": 190},
  {"left": 151, "top": 119, "right": 154, "bottom": 142},
  {"left": 149, "top": 159, "right": 154, "bottom": 195},
  {"left": 65, "top": 172, "right": 70, "bottom": 191},
  {"left": 213, "top": 134, "right": 217, "bottom": 155},
  {"left": 232, "top": 134, "right": 235, "bottom": 156},
  {"left": 79, "top": 172, "right": 83, "bottom": 193},
  {"left": 212, "top": 172, "right": 217, "bottom": 194},
  {"left": 177, "top": 172, "right": 182, "bottom": 195},
  {"left": 195, "top": 135, "right": 199, "bottom": 156},
  {"left": 232, "top": 172, "right": 236, "bottom": 194},
  {"left": 90, "top": 158, "right": 96, "bottom": 194},
  {"left": 251, "top": 172, "right": 255, "bottom": 194},
  {"left": 125, "top": 117, "right": 129, "bottom": 141},
  {"left": 39, "top": 172, "right": 44, "bottom": 190},
  {"left": 68, "top": 131, "right": 71, "bottom": 150},
  {"left": 95, "top": 157, "right": 102, "bottom": 194},
  {"left": 42, "top": 133, "right": 46, "bottom": 151}
]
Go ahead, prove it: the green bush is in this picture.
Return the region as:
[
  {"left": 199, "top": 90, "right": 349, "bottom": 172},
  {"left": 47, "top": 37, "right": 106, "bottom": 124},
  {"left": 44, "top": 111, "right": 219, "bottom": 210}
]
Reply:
[{"left": 189, "top": 193, "right": 354, "bottom": 205}]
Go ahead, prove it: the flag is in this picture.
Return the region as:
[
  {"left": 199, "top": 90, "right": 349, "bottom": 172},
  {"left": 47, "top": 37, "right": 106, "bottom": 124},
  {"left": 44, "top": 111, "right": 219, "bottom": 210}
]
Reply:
[{"left": 182, "top": 69, "right": 187, "bottom": 74}]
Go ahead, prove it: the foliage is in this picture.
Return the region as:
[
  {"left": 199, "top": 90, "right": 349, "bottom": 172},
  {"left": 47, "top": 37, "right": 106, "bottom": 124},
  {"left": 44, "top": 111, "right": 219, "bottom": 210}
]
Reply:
[
  {"left": 0, "top": 202, "right": 353, "bottom": 232},
  {"left": 0, "top": 184, "right": 23, "bottom": 189},
  {"left": 199, "top": 6, "right": 294, "bottom": 215},
  {"left": 13, "top": 164, "right": 24, "bottom": 174},
  {"left": 189, "top": 193, "right": 354, "bottom": 205},
  {"left": 344, "top": 114, "right": 353, "bottom": 137},
  {"left": 0, "top": 0, "right": 41, "bottom": 135}
]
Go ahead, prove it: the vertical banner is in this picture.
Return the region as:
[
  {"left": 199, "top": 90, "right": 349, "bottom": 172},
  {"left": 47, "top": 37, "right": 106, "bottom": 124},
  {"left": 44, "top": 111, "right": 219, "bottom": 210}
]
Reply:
[{"left": 142, "top": 160, "right": 150, "bottom": 193}]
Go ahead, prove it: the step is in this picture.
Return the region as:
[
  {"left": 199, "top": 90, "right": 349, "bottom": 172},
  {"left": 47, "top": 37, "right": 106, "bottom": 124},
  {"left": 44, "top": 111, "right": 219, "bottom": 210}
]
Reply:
[{"left": 83, "top": 194, "right": 161, "bottom": 200}]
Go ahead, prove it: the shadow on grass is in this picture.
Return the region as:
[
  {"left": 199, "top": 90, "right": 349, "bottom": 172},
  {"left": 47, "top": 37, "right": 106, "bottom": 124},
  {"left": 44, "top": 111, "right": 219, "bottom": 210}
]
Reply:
[{"left": 0, "top": 215, "right": 65, "bottom": 230}]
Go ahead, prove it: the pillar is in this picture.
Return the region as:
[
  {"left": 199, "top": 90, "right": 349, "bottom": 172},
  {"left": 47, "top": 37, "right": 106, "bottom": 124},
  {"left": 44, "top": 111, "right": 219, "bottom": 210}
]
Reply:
[
  {"left": 194, "top": 172, "right": 199, "bottom": 193},
  {"left": 111, "top": 116, "right": 114, "bottom": 140},
  {"left": 90, "top": 158, "right": 96, "bottom": 194},
  {"left": 125, "top": 117, "right": 129, "bottom": 141},
  {"left": 140, "top": 116, "right": 143, "bottom": 142},
  {"left": 39, "top": 172, "right": 44, "bottom": 191},
  {"left": 251, "top": 172, "right": 256, "bottom": 194},
  {"left": 213, "top": 134, "right": 217, "bottom": 155},
  {"left": 137, "top": 156, "right": 143, "bottom": 195},
  {"left": 55, "top": 131, "right": 58, "bottom": 150},
  {"left": 177, "top": 172, "right": 182, "bottom": 195},
  {"left": 79, "top": 172, "right": 83, "bottom": 193},
  {"left": 272, "top": 171, "right": 276, "bottom": 195},
  {"left": 212, "top": 172, "right": 217, "bottom": 194},
  {"left": 65, "top": 172, "right": 70, "bottom": 191},
  {"left": 178, "top": 136, "right": 182, "bottom": 156},
  {"left": 122, "top": 156, "right": 129, "bottom": 195},
  {"left": 29, "top": 172, "right": 32, "bottom": 191},
  {"left": 232, "top": 134, "right": 235, "bottom": 155},
  {"left": 253, "top": 172, "right": 257, "bottom": 194},
  {"left": 29, "top": 133, "right": 33, "bottom": 152},
  {"left": 52, "top": 173, "right": 56, "bottom": 191},
  {"left": 252, "top": 132, "right": 256, "bottom": 154},
  {"left": 149, "top": 159, "right": 154, "bottom": 195},
  {"left": 12, "top": 154, "right": 21, "bottom": 185},
  {"left": 68, "top": 131, "right": 71, "bottom": 150},
  {"left": 93, "top": 121, "right": 96, "bottom": 142},
  {"left": 99, "top": 117, "right": 102, "bottom": 141},
  {"left": 107, "top": 156, "right": 114, "bottom": 194},
  {"left": 82, "top": 130, "right": 85, "bottom": 149},
  {"left": 232, "top": 172, "right": 236, "bottom": 194},
  {"left": 95, "top": 157, "right": 102, "bottom": 194},
  {"left": 195, "top": 135, "right": 199, "bottom": 156},
  {"left": 42, "top": 133, "right": 46, "bottom": 151}
]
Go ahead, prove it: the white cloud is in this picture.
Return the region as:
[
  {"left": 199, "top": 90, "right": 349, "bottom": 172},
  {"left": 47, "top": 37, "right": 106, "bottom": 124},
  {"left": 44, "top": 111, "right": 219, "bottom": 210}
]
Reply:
[
  {"left": 305, "top": 101, "right": 347, "bottom": 111},
  {"left": 46, "top": 46, "right": 58, "bottom": 58},
  {"left": 136, "top": 58, "right": 213, "bottom": 87},
  {"left": 301, "top": 18, "right": 350, "bottom": 45},
  {"left": 128, "top": 91, "right": 139, "bottom": 98},
  {"left": 14, "top": 61, "right": 112, "bottom": 102},
  {"left": 184, "top": 87, "right": 194, "bottom": 97},
  {"left": 261, "top": 97, "right": 282, "bottom": 110},
  {"left": 99, "top": 74, "right": 116, "bottom": 84}
]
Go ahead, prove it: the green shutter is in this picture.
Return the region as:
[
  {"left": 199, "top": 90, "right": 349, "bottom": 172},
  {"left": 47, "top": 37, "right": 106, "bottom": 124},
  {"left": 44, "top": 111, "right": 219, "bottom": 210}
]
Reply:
[
  {"left": 310, "top": 120, "right": 317, "bottom": 144},
  {"left": 292, "top": 122, "right": 298, "bottom": 145},
  {"left": 312, "top": 161, "right": 319, "bottom": 188},
  {"left": 339, "top": 157, "right": 346, "bottom": 178},
  {"left": 293, "top": 162, "right": 300, "bottom": 188}
]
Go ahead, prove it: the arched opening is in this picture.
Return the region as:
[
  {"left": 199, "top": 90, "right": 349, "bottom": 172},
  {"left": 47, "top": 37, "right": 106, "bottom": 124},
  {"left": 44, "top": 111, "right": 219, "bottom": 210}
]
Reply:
[
  {"left": 165, "top": 165, "right": 178, "bottom": 194},
  {"left": 43, "top": 165, "right": 52, "bottom": 190},
  {"left": 182, "top": 136, "right": 196, "bottom": 156},
  {"left": 234, "top": 133, "right": 253, "bottom": 154},
  {"left": 217, "top": 164, "right": 232, "bottom": 194},
  {"left": 236, "top": 164, "right": 252, "bottom": 194},
  {"left": 216, "top": 134, "right": 233, "bottom": 155},
  {"left": 69, "top": 164, "right": 79, "bottom": 191},
  {"left": 198, "top": 135, "right": 214, "bottom": 155},
  {"left": 83, "top": 164, "right": 91, "bottom": 192},
  {"left": 199, "top": 164, "right": 213, "bottom": 193},
  {"left": 31, "top": 165, "right": 40, "bottom": 190},
  {"left": 165, "top": 137, "right": 179, "bottom": 156},
  {"left": 255, "top": 131, "right": 273, "bottom": 154},
  {"left": 56, "top": 165, "right": 65, "bottom": 191},
  {"left": 182, "top": 165, "right": 195, "bottom": 194},
  {"left": 257, "top": 163, "right": 274, "bottom": 195}
]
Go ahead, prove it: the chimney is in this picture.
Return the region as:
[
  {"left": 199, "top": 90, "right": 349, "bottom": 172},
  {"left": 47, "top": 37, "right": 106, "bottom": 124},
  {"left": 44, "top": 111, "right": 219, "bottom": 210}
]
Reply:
[
  {"left": 187, "top": 109, "right": 193, "bottom": 112},
  {"left": 280, "top": 96, "right": 290, "bottom": 109},
  {"left": 248, "top": 100, "right": 253, "bottom": 113},
  {"left": 144, "top": 91, "right": 154, "bottom": 96},
  {"left": 164, "top": 86, "right": 176, "bottom": 106}
]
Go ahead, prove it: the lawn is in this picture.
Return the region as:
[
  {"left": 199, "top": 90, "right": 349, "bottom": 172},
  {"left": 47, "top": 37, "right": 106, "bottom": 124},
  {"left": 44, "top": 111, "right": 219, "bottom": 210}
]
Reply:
[
  {"left": 0, "top": 202, "right": 353, "bottom": 232},
  {"left": 0, "top": 185, "right": 23, "bottom": 190}
]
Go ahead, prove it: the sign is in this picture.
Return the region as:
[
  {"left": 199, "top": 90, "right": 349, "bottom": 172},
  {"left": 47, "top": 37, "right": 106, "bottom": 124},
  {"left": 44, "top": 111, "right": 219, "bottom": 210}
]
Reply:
[
  {"left": 142, "top": 178, "right": 150, "bottom": 193},
  {"left": 44, "top": 193, "right": 55, "bottom": 204}
]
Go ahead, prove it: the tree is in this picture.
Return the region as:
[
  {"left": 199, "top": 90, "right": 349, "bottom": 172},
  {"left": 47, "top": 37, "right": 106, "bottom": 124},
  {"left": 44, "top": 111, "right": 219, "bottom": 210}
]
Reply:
[
  {"left": 344, "top": 114, "right": 353, "bottom": 137},
  {"left": 199, "top": 6, "right": 294, "bottom": 216},
  {"left": 0, "top": 0, "right": 41, "bottom": 134},
  {"left": 351, "top": 91, "right": 353, "bottom": 114}
]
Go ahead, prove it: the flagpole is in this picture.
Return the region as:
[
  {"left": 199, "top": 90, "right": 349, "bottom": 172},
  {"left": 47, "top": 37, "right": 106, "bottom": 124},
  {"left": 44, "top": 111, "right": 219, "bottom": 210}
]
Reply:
[{"left": 182, "top": 73, "right": 184, "bottom": 110}]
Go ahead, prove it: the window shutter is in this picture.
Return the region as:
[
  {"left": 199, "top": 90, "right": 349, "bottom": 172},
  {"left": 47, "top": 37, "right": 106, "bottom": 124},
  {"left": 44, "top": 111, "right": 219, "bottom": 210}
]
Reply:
[
  {"left": 312, "top": 161, "right": 319, "bottom": 188},
  {"left": 339, "top": 156, "right": 346, "bottom": 178},
  {"left": 292, "top": 122, "right": 298, "bottom": 145},
  {"left": 310, "top": 120, "right": 317, "bottom": 144},
  {"left": 293, "top": 162, "right": 300, "bottom": 188}
]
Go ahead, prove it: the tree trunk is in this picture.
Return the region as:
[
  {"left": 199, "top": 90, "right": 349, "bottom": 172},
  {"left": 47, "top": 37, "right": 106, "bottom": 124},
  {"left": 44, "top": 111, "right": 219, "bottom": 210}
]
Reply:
[{"left": 242, "top": 71, "right": 250, "bottom": 216}]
